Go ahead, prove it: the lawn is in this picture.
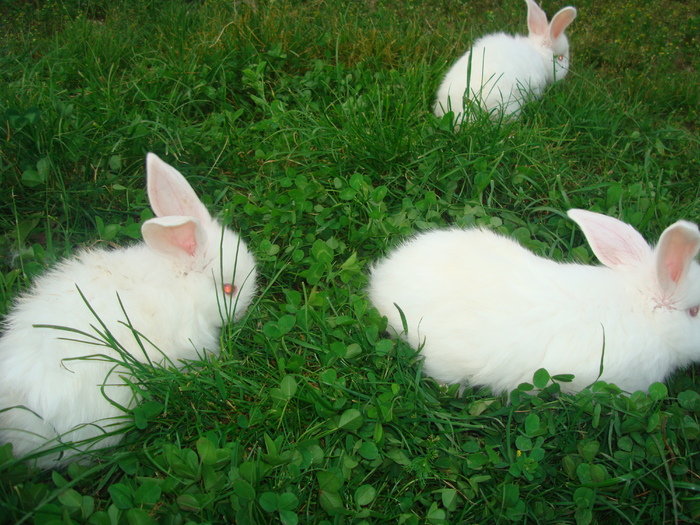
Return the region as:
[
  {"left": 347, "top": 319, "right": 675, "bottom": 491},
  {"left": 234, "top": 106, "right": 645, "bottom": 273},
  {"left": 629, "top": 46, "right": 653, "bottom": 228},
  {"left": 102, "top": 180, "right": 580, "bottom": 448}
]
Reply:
[{"left": 1, "top": 0, "right": 700, "bottom": 523}]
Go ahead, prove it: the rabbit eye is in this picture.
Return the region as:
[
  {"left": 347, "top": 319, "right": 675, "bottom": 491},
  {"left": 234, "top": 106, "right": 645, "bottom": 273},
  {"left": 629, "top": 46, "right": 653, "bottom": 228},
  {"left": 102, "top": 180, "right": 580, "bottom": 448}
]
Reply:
[
  {"left": 223, "top": 283, "right": 237, "bottom": 296},
  {"left": 690, "top": 306, "right": 699, "bottom": 318},
  {"left": 557, "top": 55, "right": 565, "bottom": 61}
]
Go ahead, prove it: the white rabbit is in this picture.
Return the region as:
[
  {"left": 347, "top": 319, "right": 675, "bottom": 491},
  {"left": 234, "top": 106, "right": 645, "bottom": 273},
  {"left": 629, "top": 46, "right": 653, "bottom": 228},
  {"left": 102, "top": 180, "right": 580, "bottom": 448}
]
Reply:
[
  {"left": 368, "top": 210, "right": 700, "bottom": 395},
  {"left": 0, "top": 153, "right": 257, "bottom": 468},
  {"left": 434, "top": 0, "right": 577, "bottom": 124}
]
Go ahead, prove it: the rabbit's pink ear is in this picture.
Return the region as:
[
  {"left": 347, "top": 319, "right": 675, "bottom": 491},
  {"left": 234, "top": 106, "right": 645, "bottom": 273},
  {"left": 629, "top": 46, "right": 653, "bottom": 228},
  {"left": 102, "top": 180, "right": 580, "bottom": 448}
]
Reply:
[
  {"left": 655, "top": 221, "right": 700, "bottom": 292},
  {"left": 145, "top": 153, "right": 211, "bottom": 224},
  {"left": 525, "top": 0, "right": 549, "bottom": 36},
  {"left": 142, "top": 216, "right": 207, "bottom": 260},
  {"left": 549, "top": 7, "right": 577, "bottom": 40},
  {"left": 567, "top": 209, "right": 651, "bottom": 268}
]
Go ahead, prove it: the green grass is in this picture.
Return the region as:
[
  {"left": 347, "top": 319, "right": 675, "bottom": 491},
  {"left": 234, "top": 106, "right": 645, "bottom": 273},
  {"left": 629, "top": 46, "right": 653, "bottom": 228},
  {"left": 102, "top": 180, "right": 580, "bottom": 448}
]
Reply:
[{"left": 1, "top": 0, "right": 700, "bottom": 523}]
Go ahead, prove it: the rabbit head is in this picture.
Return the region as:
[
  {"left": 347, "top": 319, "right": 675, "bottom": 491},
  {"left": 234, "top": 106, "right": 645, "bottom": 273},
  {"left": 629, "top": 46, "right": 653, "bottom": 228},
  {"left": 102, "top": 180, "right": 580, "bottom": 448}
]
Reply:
[
  {"left": 524, "top": 0, "right": 578, "bottom": 83},
  {"left": 568, "top": 209, "right": 700, "bottom": 367},
  {"left": 142, "top": 153, "right": 257, "bottom": 324}
]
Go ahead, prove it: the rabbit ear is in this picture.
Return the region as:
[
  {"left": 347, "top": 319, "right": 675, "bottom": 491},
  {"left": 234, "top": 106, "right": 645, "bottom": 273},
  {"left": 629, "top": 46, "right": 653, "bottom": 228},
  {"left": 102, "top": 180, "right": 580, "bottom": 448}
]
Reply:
[
  {"left": 549, "top": 7, "right": 577, "bottom": 40},
  {"left": 525, "top": 0, "right": 549, "bottom": 36},
  {"left": 146, "top": 153, "right": 211, "bottom": 224},
  {"left": 142, "top": 215, "right": 208, "bottom": 260},
  {"left": 655, "top": 221, "right": 700, "bottom": 293},
  {"left": 567, "top": 209, "right": 651, "bottom": 268}
]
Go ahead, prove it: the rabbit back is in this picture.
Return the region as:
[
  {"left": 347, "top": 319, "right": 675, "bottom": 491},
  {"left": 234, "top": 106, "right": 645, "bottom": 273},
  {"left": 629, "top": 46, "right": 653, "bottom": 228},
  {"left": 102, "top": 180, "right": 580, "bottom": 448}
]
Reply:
[
  {"left": 434, "top": 33, "right": 549, "bottom": 121},
  {"left": 0, "top": 244, "right": 220, "bottom": 465}
]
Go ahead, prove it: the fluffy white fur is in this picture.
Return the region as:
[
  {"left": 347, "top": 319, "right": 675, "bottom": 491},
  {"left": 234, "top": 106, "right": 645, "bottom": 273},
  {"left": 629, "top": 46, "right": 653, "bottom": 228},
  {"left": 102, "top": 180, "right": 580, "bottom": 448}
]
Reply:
[
  {"left": 0, "top": 153, "right": 257, "bottom": 468},
  {"left": 368, "top": 209, "right": 700, "bottom": 395},
  {"left": 434, "top": 0, "right": 577, "bottom": 124}
]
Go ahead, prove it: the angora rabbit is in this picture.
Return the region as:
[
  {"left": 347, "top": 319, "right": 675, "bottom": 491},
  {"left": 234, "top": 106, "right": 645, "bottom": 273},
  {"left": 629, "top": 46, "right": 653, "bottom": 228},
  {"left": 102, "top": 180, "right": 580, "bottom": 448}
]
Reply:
[
  {"left": 0, "top": 153, "right": 257, "bottom": 468},
  {"left": 434, "top": 0, "right": 577, "bottom": 124},
  {"left": 368, "top": 209, "right": 700, "bottom": 395}
]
